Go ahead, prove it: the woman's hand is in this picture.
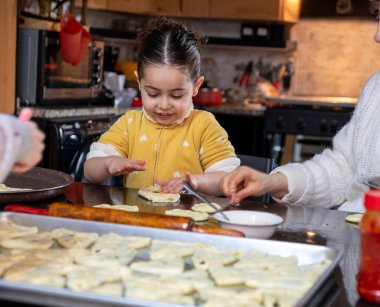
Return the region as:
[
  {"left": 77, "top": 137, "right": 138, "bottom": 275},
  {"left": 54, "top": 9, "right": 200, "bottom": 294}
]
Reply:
[
  {"left": 105, "top": 156, "right": 146, "bottom": 176},
  {"left": 220, "top": 166, "right": 288, "bottom": 204},
  {"left": 157, "top": 172, "right": 198, "bottom": 194},
  {"left": 12, "top": 121, "right": 45, "bottom": 173}
]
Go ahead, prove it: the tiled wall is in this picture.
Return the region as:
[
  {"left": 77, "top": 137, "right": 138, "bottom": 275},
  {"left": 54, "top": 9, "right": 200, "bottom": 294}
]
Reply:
[{"left": 291, "top": 18, "right": 380, "bottom": 98}]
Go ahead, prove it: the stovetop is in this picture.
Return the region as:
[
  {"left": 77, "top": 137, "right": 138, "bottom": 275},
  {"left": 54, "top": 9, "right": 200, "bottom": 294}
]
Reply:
[{"left": 265, "top": 95, "right": 357, "bottom": 108}]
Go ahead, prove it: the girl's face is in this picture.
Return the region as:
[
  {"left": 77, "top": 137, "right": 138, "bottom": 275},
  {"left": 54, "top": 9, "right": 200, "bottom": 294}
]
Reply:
[{"left": 137, "top": 64, "right": 203, "bottom": 126}]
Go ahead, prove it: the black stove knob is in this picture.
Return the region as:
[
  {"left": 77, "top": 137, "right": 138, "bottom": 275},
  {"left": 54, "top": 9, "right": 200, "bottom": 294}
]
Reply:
[
  {"left": 275, "top": 116, "right": 285, "bottom": 130},
  {"left": 296, "top": 120, "right": 305, "bottom": 131},
  {"left": 320, "top": 119, "right": 328, "bottom": 133},
  {"left": 330, "top": 120, "right": 338, "bottom": 133}
]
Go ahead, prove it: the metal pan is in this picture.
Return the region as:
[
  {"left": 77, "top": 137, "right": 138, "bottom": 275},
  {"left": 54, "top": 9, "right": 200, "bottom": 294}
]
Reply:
[
  {"left": 0, "top": 167, "right": 73, "bottom": 203},
  {"left": 0, "top": 212, "right": 341, "bottom": 307}
]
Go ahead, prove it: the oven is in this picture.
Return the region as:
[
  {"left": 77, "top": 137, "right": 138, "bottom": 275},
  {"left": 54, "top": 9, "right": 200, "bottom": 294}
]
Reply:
[
  {"left": 264, "top": 96, "right": 356, "bottom": 163},
  {"left": 17, "top": 28, "right": 111, "bottom": 106},
  {"left": 39, "top": 116, "right": 116, "bottom": 177}
]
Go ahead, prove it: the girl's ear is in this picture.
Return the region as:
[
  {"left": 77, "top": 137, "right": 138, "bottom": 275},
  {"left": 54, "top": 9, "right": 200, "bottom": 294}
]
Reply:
[{"left": 192, "top": 76, "right": 205, "bottom": 96}]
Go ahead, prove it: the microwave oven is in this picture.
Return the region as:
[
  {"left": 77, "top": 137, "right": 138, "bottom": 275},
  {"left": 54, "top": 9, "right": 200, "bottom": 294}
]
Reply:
[{"left": 17, "top": 28, "right": 110, "bottom": 106}]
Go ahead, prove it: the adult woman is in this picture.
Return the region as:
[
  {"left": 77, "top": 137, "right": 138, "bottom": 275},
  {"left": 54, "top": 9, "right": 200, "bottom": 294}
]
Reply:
[{"left": 221, "top": 0, "right": 380, "bottom": 213}]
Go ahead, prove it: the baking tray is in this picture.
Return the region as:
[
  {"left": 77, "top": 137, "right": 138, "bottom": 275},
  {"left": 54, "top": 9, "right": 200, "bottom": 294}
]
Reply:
[
  {"left": 0, "top": 213, "right": 342, "bottom": 307},
  {"left": 0, "top": 167, "right": 73, "bottom": 203}
]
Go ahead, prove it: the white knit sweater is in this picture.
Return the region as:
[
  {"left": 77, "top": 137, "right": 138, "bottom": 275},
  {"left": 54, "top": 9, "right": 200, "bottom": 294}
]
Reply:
[{"left": 273, "top": 70, "right": 380, "bottom": 213}]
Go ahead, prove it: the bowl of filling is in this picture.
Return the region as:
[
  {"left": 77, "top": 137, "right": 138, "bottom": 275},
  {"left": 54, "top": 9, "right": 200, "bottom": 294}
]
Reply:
[{"left": 213, "top": 210, "right": 284, "bottom": 239}]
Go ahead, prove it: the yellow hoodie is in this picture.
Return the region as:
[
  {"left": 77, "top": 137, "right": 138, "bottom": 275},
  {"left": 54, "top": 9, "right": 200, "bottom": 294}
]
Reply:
[{"left": 93, "top": 109, "right": 238, "bottom": 188}]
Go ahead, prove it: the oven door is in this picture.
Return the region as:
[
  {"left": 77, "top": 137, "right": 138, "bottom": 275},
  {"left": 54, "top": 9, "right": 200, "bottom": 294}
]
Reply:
[
  {"left": 69, "top": 134, "right": 123, "bottom": 186},
  {"left": 43, "top": 32, "right": 103, "bottom": 101}
]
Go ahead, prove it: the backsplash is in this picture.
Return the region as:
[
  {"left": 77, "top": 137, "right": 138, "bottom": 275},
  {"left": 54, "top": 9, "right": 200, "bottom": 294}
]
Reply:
[{"left": 291, "top": 18, "right": 380, "bottom": 98}]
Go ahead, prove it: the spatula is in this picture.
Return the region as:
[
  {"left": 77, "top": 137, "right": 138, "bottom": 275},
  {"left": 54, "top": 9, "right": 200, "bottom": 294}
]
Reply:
[{"left": 182, "top": 182, "right": 230, "bottom": 221}]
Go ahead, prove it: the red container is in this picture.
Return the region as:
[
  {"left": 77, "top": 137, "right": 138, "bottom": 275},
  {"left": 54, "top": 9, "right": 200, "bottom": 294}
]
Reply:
[
  {"left": 193, "top": 88, "right": 222, "bottom": 106},
  {"left": 357, "top": 190, "right": 380, "bottom": 303},
  {"left": 60, "top": 14, "right": 90, "bottom": 65}
]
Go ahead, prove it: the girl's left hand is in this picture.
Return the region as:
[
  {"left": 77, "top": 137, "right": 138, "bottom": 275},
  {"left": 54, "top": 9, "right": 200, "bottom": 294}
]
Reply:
[{"left": 157, "top": 172, "right": 198, "bottom": 193}]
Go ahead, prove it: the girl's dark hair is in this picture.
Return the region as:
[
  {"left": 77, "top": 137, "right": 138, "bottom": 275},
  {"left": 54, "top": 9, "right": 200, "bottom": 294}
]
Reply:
[{"left": 136, "top": 16, "right": 207, "bottom": 83}]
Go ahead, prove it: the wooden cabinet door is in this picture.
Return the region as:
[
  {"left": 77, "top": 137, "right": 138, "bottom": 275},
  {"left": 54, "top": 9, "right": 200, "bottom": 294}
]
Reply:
[
  {"left": 181, "top": 0, "right": 210, "bottom": 18},
  {"left": 0, "top": 0, "right": 17, "bottom": 114},
  {"left": 209, "top": 0, "right": 300, "bottom": 22},
  {"left": 107, "top": 0, "right": 181, "bottom": 16},
  {"left": 75, "top": 0, "right": 108, "bottom": 10}
]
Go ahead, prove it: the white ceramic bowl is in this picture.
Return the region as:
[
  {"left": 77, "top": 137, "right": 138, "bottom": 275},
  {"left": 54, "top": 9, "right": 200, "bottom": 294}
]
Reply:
[{"left": 213, "top": 210, "right": 284, "bottom": 239}]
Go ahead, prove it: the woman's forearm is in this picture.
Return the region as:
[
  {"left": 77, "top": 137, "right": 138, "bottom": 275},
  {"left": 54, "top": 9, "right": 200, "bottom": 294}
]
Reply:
[{"left": 267, "top": 172, "right": 289, "bottom": 199}]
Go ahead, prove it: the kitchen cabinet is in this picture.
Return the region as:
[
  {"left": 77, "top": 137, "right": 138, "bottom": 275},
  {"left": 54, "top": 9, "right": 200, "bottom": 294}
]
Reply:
[
  {"left": 96, "top": 0, "right": 300, "bottom": 22},
  {"left": 107, "top": 0, "right": 182, "bottom": 16},
  {"left": 209, "top": 0, "right": 301, "bottom": 23},
  {"left": 0, "top": 0, "right": 17, "bottom": 114},
  {"left": 75, "top": 0, "right": 107, "bottom": 10},
  {"left": 181, "top": 0, "right": 209, "bottom": 18}
]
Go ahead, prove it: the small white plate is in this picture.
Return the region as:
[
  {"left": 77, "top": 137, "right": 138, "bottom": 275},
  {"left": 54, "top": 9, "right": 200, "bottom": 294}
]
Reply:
[{"left": 214, "top": 210, "right": 284, "bottom": 239}]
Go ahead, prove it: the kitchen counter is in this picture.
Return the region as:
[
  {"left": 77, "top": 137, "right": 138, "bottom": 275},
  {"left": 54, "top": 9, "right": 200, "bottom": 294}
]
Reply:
[
  {"left": 28, "top": 106, "right": 136, "bottom": 119},
  {"left": 200, "top": 103, "right": 266, "bottom": 116},
  {"left": 0, "top": 181, "right": 372, "bottom": 307},
  {"left": 265, "top": 95, "right": 358, "bottom": 108},
  {"left": 27, "top": 104, "right": 265, "bottom": 119}
]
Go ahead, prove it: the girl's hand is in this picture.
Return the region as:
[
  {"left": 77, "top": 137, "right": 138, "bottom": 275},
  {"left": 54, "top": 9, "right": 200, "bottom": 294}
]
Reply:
[
  {"left": 157, "top": 172, "right": 198, "bottom": 194},
  {"left": 105, "top": 156, "right": 146, "bottom": 176},
  {"left": 220, "top": 166, "right": 274, "bottom": 204}
]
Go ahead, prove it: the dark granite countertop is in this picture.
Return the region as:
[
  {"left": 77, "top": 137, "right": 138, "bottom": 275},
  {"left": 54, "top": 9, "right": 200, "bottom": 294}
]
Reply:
[{"left": 28, "top": 104, "right": 266, "bottom": 119}]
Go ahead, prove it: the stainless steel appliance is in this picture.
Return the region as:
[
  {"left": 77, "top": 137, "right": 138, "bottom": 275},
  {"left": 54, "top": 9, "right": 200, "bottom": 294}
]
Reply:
[
  {"left": 40, "top": 116, "right": 116, "bottom": 174},
  {"left": 264, "top": 96, "right": 356, "bottom": 162},
  {"left": 17, "top": 28, "right": 110, "bottom": 106}
]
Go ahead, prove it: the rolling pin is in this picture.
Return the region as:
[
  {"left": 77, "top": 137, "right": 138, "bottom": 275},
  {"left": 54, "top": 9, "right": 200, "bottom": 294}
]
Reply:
[{"left": 4, "top": 203, "right": 244, "bottom": 237}]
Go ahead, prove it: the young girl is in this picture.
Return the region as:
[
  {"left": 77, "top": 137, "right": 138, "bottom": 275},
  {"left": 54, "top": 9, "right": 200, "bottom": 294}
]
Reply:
[{"left": 84, "top": 17, "right": 239, "bottom": 195}]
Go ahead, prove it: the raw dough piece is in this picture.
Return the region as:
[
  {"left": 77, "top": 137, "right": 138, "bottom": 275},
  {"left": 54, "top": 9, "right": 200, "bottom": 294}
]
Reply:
[
  {"left": 192, "top": 247, "right": 240, "bottom": 270},
  {"left": 51, "top": 228, "right": 99, "bottom": 249},
  {"left": 1, "top": 232, "right": 53, "bottom": 250},
  {"left": 94, "top": 204, "right": 139, "bottom": 212},
  {"left": 4, "top": 264, "right": 65, "bottom": 288},
  {"left": 149, "top": 240, "right": 206, "bottom": 260},
  {"left": 62, "top": 264, "right": 127, "bottom": 292},
  {"left": 130, "top": 258, "right": 185, "bottom": 276},
  {"left": 345, "top": 213, "right": 363, "bottom": 224},
  {"left": 192, "top": 202, "right": 221, "bottom": 213},
  {"left": 91, "top": 232, "right": 150, "bottom": 252},
  {"left": 165, "top": 209, "right": 208, "bottom": 222},
  {"left": 0, "top": 183, "right": 32, "bottom": 192},
  {"left": 0, "top": 220, "right": 38, "bottom": 238},
  {"left": 138, "top": 186, "right": 180, "bottom": 203}
]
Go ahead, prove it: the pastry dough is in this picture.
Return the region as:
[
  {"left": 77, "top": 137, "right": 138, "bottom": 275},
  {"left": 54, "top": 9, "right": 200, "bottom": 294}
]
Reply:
[
  {"left": 0, "top": 220, "right": 38, "bottom": 238},
  {"left": 192, "top": 202, "right": 221, "bottom": 214},
  {"left": 192, "top": 247, "right": 240, "bottom": 270},
  {"left": 94, "top": 204, "right": 139, "bottom": 212},
  {"left": 1, "top": 232, "right": 53, "bottom": 250},
  {"left": 51, "top": 228, "right": 99, "bottom": 249},
  {"left": 149, "top": 240, "right": 206, "bottom": 260},
  {"left": 165, "top": 209, "right": 209, "bottom": 222},
  {"left": 138, "top": 186, "right": 180, "bottom": 203},
  {"left": 91, "top": 232, "right": 151, "bottom": 253},
  {"left": 345, "top": 213, "right": 363, "bottom": 224},
  {"left": 0, "top": 183, "right": 32, "bottom": 192},
  {"left": 130, "top": 258, "right": 185, "bottom": 276}
]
